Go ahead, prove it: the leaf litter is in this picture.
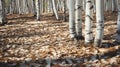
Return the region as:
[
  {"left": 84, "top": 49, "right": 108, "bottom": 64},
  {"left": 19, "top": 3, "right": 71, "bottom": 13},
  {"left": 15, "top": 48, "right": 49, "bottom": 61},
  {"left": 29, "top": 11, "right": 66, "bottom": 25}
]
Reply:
[{"left": 0, "top": 12, "right": 120, "bottom": 67}]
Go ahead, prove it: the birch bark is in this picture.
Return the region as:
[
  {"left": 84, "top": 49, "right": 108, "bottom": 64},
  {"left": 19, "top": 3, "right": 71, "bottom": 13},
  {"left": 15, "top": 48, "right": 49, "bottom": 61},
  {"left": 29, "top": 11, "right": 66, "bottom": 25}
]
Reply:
[
  {"left": 85, "top": 0, "right": 93, "bottom": 45},
  {"left": 36, "top": 0, "right": 40, "bottom": 21},
  {"left": 116, "top": 0, "right": 120, "bottom": 43},
  {"left": 0, "top": 0, "right": 7, "bottom": 25},
  {"left": 75, "top": 0, "right": 83, "bottom": 39},
  {"left": 94, "top": 0, "right": 104, "bottom": 47},
  {"left": 69, "top": 0, "right": 76, "bottom": 38}
]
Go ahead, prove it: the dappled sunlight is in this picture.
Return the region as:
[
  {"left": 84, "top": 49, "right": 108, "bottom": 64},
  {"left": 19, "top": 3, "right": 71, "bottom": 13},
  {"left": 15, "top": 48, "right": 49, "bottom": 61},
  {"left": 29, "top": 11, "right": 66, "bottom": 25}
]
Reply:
[{"left": 0, "top": 11, "right": 120, "bottom": 66}]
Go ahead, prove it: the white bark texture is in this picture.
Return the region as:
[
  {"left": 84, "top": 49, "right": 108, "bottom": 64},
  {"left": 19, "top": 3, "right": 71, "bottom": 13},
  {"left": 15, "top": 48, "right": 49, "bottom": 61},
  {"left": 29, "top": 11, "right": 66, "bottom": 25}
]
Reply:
[
  {"left": 0, "top": 0, "right": 7, "bottom": 25},
  {"left": 105, "top": 0, "right": 109, "bottom": 11},
  {"left": 36, "top": 0, "right": 40, "bottom": 21},
  {"left": 75, "top": 0, "right": 82, "bottom": 38},
  {"left": 51, "top": 0, "right": 59, "bottom": 20},
  {"left": 112, "top": 0, "right": 117, "bottom": 12},
  {"left": 69, "top": 0, "right": 76, "bottom": 38},
  {"left": 116, "top": 0, "right": 120, "bottom": 42},
  {"left": 94, "top": 0, "right": 104, "bottom": 47},
  {"left": 85, "top": 0, "right": 93, "bottom": 45},
  {"left": 63, "top": 0, "right": 66, "bottom": 21}
]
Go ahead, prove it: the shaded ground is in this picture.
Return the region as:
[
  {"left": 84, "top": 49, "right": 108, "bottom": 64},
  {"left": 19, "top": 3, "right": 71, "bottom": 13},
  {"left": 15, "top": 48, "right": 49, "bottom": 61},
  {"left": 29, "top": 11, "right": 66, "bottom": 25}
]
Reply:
[{"left": 0, "top": 12, "right": 120, "bottom": 67}]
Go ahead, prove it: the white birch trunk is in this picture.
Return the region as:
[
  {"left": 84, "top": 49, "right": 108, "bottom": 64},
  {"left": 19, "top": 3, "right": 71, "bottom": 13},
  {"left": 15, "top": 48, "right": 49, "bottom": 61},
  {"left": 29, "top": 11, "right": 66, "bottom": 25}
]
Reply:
[
  {"left": 83, "top": 0, "right": 86, "bottom": 11},
  {"left": 0, "top": 0, "right": 7, "bottom": 25},
  {"left": 112, "top": 0, "right": 117, "bottom": 12},
  {"left": 94, "top": 0, "right": 104, "bottom": 47},
  {"left": 69, "top": 0, "right": 76, "bottom": 38},
  {"left": 116, "top": 0, "right": 120, "bottom": 42},
  {"left": 36, "top": 0, "right": 40, "bottom": 21},
  {"left": 85, "top": 0, "right": 93, "bottom": 45},
  {"left": 75, "top": 0, "right": 83, "bottom": 39},
  {"left": 48, "top": 0, "right": 51, "bottom": 13},
  {"left": 92, "top": 0, "right": 96, "bottom": 13},
  {"left": 51, "top": 0, "right": 59, "bottom": 20},
  {"left": 32, "top": 0, "right": 36, "bottom": 16},
  {"left": 105, "top": 0, "right": 109, "bottom": 11},
  {"left": 63, "top": 0, "right": 66, "bottom": 21}
]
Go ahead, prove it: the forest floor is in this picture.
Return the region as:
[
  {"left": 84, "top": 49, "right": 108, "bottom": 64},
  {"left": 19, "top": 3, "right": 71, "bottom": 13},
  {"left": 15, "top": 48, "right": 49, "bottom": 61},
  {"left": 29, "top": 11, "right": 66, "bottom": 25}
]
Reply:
[{"left": 0, "top": 11, "right": 120, "bottom": 67}]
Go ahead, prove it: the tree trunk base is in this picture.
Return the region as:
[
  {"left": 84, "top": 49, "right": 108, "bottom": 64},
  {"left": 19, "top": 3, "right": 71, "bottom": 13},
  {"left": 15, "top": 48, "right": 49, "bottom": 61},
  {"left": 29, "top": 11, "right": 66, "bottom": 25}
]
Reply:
[{"left": 0, "top": 22, "right": 7, "bottom": 26}]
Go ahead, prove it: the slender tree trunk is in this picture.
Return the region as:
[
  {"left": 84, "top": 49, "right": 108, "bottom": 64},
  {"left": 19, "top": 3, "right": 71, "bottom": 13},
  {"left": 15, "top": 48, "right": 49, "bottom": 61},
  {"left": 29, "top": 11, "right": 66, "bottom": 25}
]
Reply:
[
  {"left": 63, "top": 0, "right": 66, "bottom": 22},
  {"left": 116, "top": 0, "right": 120, "bottom": 43},
  {"left": 83, "top": 0, "right": 86, "bottom": 11},
  {"left": 25, "top": 0, "right": 30, "bottom": 13},
  {"left": 105, "top": 0, "right": 109, "bottom": 11},
  {"left": 40, "top": 0, "right": 43, "bottom": 13},
  {"left": 47, "top": 0, "right": 51, "bottom": 13},
  {"left": 51, "top": 0, "right": 59, "bottom": 20},
  {"left": 75, "top": 0, "right": 83, "bottom": 39},
  {"left": 17, "top": 0, "right": 21, "bottom": 14},
  {"left": 112, "top": 0, "right": 117, "bottom": 12},
  {"left": 92, "top": 0, "right": 96, "bottom": 13},
  {"left": 85, "top": 0, "right": 93, "bottom": 45},
  {"left": 94, "top": 0, "right": 104, "bottom": 47},
  {"left": 57, "top": 0, "right": 61, "bottom": 11},
  {"left": 32, "top": 0, "right": 36, "bottom": 16},
  {"left": 0, "top": 0, "right": 7, "bottom": 25},
  {"left": 36, "top": 0, "right": 40, "bottom": 21},
  {"left": 69, "top": 0, "right": 76, "bottom": 38}
]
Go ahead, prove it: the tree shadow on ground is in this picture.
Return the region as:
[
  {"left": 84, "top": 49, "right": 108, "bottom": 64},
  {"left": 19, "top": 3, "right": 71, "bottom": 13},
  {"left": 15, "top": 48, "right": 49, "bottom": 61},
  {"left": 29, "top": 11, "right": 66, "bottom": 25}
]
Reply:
[
  {"left": 0, "top": 47, "right": 119, "bottom": 67},
  {"left": 6, "top": 13, "right": 67, "bottom": 26},
  {"left": 0, "top": 12, "right": 119, "bottom": 67}
]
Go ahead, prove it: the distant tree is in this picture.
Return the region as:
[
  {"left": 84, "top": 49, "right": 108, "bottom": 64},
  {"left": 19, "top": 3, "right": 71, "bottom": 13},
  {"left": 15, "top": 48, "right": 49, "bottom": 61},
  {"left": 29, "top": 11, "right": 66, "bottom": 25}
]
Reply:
[
  {"left": 111, "top": 0, "right": 117, "bottom": 12},
  {"left": 51, "top": 0, "right": 59, "bottom": 20},
  {"left": 63, "top": 0, "right": 66, "bottom": 22},
  {"left": 32, "top": 0, "right": 36, "bottom": 16},
  {"left": 36, "top": 0, "right": 40, "bottom": 21},
  {"left": 0, "top": 0, "right": 7, "bottom": 25}
]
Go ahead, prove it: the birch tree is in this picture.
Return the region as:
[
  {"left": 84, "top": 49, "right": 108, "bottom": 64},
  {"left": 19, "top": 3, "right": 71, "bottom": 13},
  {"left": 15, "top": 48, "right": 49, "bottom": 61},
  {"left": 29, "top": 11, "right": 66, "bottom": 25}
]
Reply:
[
  {"left": 51, "top": 0, "right": 59, "bottom": 20},
  {"left": 116, "top": 0, "right": 120, "bottom": 43},
  {"left": 94, "top": 0, "right": 104, "bottom": 47},
  {"left": 105, "top": 0, "right": 109, "bottom": 11},
  {"left": 112, "top": 0, "right": 117, "bottom": 12},
  {"left": 75, "top": 0, "right": 83, "bottom": 39},
  {"left": 32, "top": 0, "right": 36, "bottom": 16},
  {"left": 83, "top": 0, "right": 86, "bottom": 11},
  {"left": 85, "top": 0, "right": 93, "bottom": 45},
  {"left": 36, "top": 0, "right": 40, "bottom": 21},
  {"left": 69, "top": 0, "right": 76, "bottom": 38},
  {"left": 63, "top": 0, "right": 66, "bottom": 22},
  {"left": 0, "top": 0, "right": 7, "bottom": 25}
]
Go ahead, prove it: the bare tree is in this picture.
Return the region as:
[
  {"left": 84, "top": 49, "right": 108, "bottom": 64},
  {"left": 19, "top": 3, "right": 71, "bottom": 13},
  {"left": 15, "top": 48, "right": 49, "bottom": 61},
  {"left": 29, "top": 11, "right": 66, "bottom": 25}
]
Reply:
[
  {"left": 75, "top": 0, "right": 83, "bottom": 39},
  {"left": 69, "top": 0, "right": 76, "bottom": 39},
  {"left": 51, "top": 0, "right": 59, "bottom": 20},
  {"left": 85, "top": 0, "right": 93, "bottom": 45},
  {"left": 116, "top": 0, "right": 120, "bottom": 43},
  {"left": 0, "top": 0, "right": 7, "bottom": 25},
  {"left": 36, "top": 0, "right": 40, "bottom": 21},
  {"left": 94, "top": 0, "right": 104, "bottom": 47},
  {"left": 63, "top": 0, "right": 66, "bottom": 22}
]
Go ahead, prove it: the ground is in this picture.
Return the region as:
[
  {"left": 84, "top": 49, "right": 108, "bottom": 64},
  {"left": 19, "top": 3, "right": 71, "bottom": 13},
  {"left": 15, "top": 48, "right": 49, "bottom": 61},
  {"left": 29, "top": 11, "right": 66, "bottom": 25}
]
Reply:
[{"left": 0, "top": 12, "right": 120, "bottom": 67}]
